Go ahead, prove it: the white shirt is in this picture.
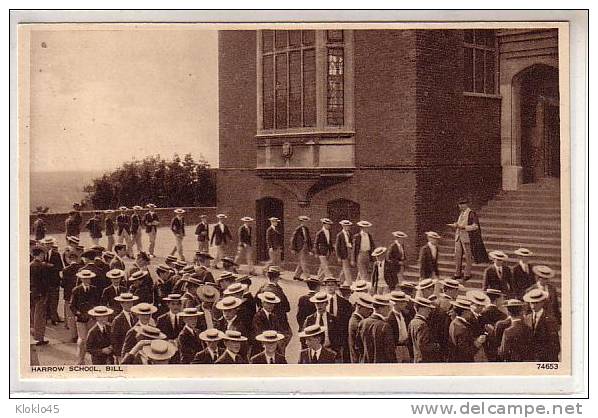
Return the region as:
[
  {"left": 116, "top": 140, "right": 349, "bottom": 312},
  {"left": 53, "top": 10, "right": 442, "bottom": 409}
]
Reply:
[
  {"left": 122, "top": 310, "right": 132, "bottom": 327},
  {"left": 377, "top": 260, "right": 386, "bottom": 278},
  {"left": 327, "top": 294, "right": 338, "bottom": 317},
  {"left": 359, "top": 231, "right": 371, "bottom": 252},
  {"left": 310, "top": 347, "right": 322, "bottom": 362},
  {"left": 532, "top": 309, "right": 544, "bottom": 329},
  {"left": 169, "top": 312, "right": 178, "bottom": 329},
  {"left": 495, "top": 264, "right": 503, "bottom": 277},
  {"left": 393, "top": 309, "right": 408, "bottom": 343},
  {"left": 219, "top": 222, "right": 225, "bottom": 233},
  {"left": 225, "top": 349, "right": 237, "bottom": 361},
  {"left": 316, "top": 311, "right": 330, "bottom": 346},
  {"left": 322, "top": 228, "right": 330, "bottom": 243},
  {"left": 265, "top": 353, "right": 276, "bottom": 364},
  {"left": 519, "top": 261, "right": 529, "bottom": 274},
  {"left": 226, "top": 315, "right": 238, "bottom": 330},
  {"left": 428, "top": 242, "right": 437, "bottom": 259},
  {"left": 343, "top": 230, "right": 352, "bottom": 248}
]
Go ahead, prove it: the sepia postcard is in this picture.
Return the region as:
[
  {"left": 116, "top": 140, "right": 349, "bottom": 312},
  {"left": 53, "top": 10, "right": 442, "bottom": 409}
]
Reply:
[{"left": 11, "top": 10, "right": 587, "bottom": 395}]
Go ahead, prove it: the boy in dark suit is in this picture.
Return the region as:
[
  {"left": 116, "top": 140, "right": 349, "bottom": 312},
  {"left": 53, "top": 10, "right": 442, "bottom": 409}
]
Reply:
[
  {"left": 86, "top": 306, "right": 115, "bottom": 364},
  {"left": 265, "top": 217, "right": 283, "bottom": 271},
  {"left": 296, "top": 277, "right": 321, "bottom": 331},
  {"left": 348, "top": 293, "right": 374, "bottom": 363},
  {"left": 192, "top": 328, "right": 224, "bottom": 364},
  {"left": 509, "top": 248, "right": 536, "bottom": 299},
  {"left": 85, "top": 211, "right": 104, "bottom": 246},
  {"left": 356, "top": 294, "right": 396, "bottom": 363},
  {"left": 387, "top": 231, "right": 408, "bottom": 285},
  {"left": 303, "top": 292, "right": 340, "bottom": 356},
  {"left": 211, "top": 213, "right": 233, "bottom": 268},
  {"left": 100, "top": 269, "right": 127, "bottom": 314},
  {"left": 298, "top": 324, "right": 337, "bottom": 364},
  {"left": 315, "top": 218, "right": 334, "bottom": 279},
  {"left": 30, "top": 246, "right": 52, "bottom": 345},
  {"left": 335, "top": 220, "right": 354, "bottom": 285},
  {"left": 104, "top": 210, "right": 115, "bottom": 252},
  {"left": 418, "top": 231, "right": 440, "bottom": 279},
  {"left": 156, "top": 294, "right": 184, "bottom": 340},
  {"left": 110, "top": 293, "right": 139, "bottom": 364},
  {"left": 170, "top": 209, "right": 186, "bottom": 261},
  {"left": 483, "top": 250, "right": 512, "bottom": 294},
  {"left": 215, "top": 330, "right": 248, "bottom": 364},
  {"left": 61, "top": 252, "right": 83, "bottom": 341},
  {"left": 194, "top": 214, "right": 210, "bottom": 253},
  {"left": 370, "top": 246, "right": 396, "bottom": 293},
  {"left": 529, "top": 265, "right": 561, "bottom": 324},
  {"left": 252, "top": 291, "right": 284, "bottom": 354},
  {"left": 323, "top": 277, "right": 352, "bottom": 362},
  {"left": 235, "top": 216, "right": 256, "bottom": 275},
  {"left": 523, "top": 288, "right": 560, "bottom": 362},
  {"left": 250, "top": 331, "right": 287, "bottom": 364},
  {"left": 176, "top": 307, "right": 205, "bottom": 364},
  {"left": 497, "top": 299, "right": 533, "bottom": 362},
  {"left": 143, "top": 204, "right": 159, "bottom": 257},
  {"left": 353, "top": 221, "right": 375, "bottom": 282},
  {"left": 291, "top": 215, "right": 313, "bottom": 281},
  {"left": 70, "top": 269, "right": 100, "bottom": 364}
]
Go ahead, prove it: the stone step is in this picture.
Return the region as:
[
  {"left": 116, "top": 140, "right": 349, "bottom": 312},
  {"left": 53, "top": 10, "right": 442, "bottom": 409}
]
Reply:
[
  {"left": 437, "top": 244, "right": 561, "bottom": 260},
  {"left": 436, "top": 251, "right": 561, "bottom": 265},
  {"left": 480, "top": 219, "right": 561, "bottom": 230},
  {"left": 440, "top": 234, "right": 562, "bottom": 249},
  {"left": 483, "top": 199, "right": 561, "bottom": 209},
  {"left": 497, "top": 189, "right": 561, "bottom": 197},
  {"left": 480, "top": 226, "right": 561, "bottom": 239},
  {"left": 405, "top": 259, "right": 562, "bottom": 276},
  {"left": 484, "top": 202, "right": 561, "bottom": 213},
  {"left": 479, "top": 211, "right": 561, "bottom": 221}
]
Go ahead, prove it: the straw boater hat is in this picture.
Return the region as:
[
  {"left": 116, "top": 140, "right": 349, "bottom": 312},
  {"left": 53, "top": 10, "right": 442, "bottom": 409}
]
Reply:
[
  {"left": 416, "top": 278, "right": 435, "bottom": 290},
  {"left": 118, "top": 206, "right": 128, "bottom": 211},
  {"left": 298, "top": 324, "right": 326, "bottom": 339},
  {"left": 114, "top": 293, "right": 139, "bottom": 303},
  {"left": 66, "top": 236, "right": 80, "bottom": 245},
  {"left": 181, "top": 276, "right": 203, "bottom": 287},
  {"left": 389, "top": 290, "right": 410, "bottom": 303},
  {"left": 305, "top": 276, "right": 322, "bottom": 286},
  {"left": 441, "top": 278, "right": 461, "bottom": 290},
  {"left": 532, "top": 265, "right": 555, "bottom": 279},
  {"left": 504, "top": 299, "right": 525, "bottom": 308},
  {"left": 450, "top": 296, "right": 472, "bottom": 310},
  {"left": 256, "top": 330, "right": 285, "bottom": 343},
  {"left": 486, "top": 288, "right": 503, "bottom": 298},
  {"left": 258, "top": 291, "right": 281, "bottom": 304},
  {"left": 76, "top": 269, "right": 96, "bottom": 280},
  {"left": 240, "top": 216, "right": 254, "bottom": 222},
  {"left": 174, "top": 260, "right": 188, "bottom": 270},
  {"left": 322, "top": 276, "right": 340, "bottom": 285},
  {"left": 91, "top": 245, "right": 106, "bottom": 253},
  {"left": 31, "top": 247, "right": 45, "bottom": 257},
  {"left": 350, "top": 280, "right": 371, "bottom": 292},
  {"left": 215, "top": 296, "right": 243, "bottom": 311},
  {"left": 222, "top": 256, "right": 238, "bottom": 267},
  {"left": 199, "top": 328, "right": 225, "bottom": 342},
  {"left": 178, "top": 307, "right": 204, "bottom": 318},
  {"left": 40, "top": 237, "right": 56, "bottom": 245},
  {"left": 156, "top": 264, "right": 174, "bottom": 275},
  {"left": 197, "top": 285, "right": 220, "bottom": 303},
  {"left": 355, "top": 293, "right": 374, "bottom": 309},
  {"left": 104, "top": 210, "right": 115, "bottom": 214},
  {"left": 129, "top": 270, "right": 149, "bottom": 282},
  {"left": 223, "top": 282, "right": 247, "bottom": 296},
  {"left": 165, "top": 255, "right": 178, "bottom": 264},
  {"left": 217, "top": 213, "right": 227, "bottom": 219},
  {"left": 412, "top": 296, "right": 435, "bottom": 309},
  {"left": 371, "top": 247, "right": 387, "bottom": 258},
  {"left": 130, "top": 303, "right": 158, "bottom": 316},
  {"left": 146, "top": 203, "right": 156, "bottom": 209},
  {"left": 392, "top": 231, "right": 408, "bottom": 238},
  {"left": 132, "top": 205, "right": 143, "bottom": 211},
  {"left": 309, "top": 291, "right": 330, "bottom": 304},
  {"left": 466, "top": 290, "right": 490, "bottom": 306},
  {"left": 174, "top": 208, "right": 185, "bottom": 214},
  {"left": 357, "top": 220, "right": 372, "bottom": 228},
  {"left": 136, "top": 325, "right": 167, "bottom": 340},
  {"left": 216, "top": 272, "right": 236, "bottom": 282},
  {"left": 195, "top": 251, "right": 214, "bottom": 260},
  {"left": 425, "top": 231, "right": 441, "bottom": 239},
  {"left": 298, "top": 215, "right": 310, "bottom": 221},
  {"left": 106, "top": 269, "right": 125, "bottom": 280},
  {"left": 222, "top": 330, "right": 248, "bottom": 342},
  {"left": 489, "top": 250, "right": 509, "bottom": 261},
  {"left": 162, "top": 294, "right": 183, "bottom": 302},
  {"left": 371, "top": 294, "right": 393, "bottom": 307},
  {"left": 142, "top": 340, "right": 177, "bottom": 361},
  {"left": 523, "top": 288, "right": 549, "bottom": 303},
  {"left": 181, "top": 264, "right": 195, "bottom": 275},
  {"left": 103, "top": 251, "right": 116, "bottom": 261},
  {"left": 320, "top": 218, "right": 333, "bottom": 225},
  {"left": 88, "top": 306, "right": 114, "bottom": 317},
  {"left": 339, "top": 219, "right": 353, "bottom": 226},
  {"left": 514, "top": 248, "right": 534, "bottom": 257}
]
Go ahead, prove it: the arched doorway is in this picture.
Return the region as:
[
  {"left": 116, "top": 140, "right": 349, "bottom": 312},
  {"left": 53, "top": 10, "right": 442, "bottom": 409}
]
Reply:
[
  {"left": 327, "top": 198, "right": 360, "bottom": 240},
  {"left": 255, "top": 197, "right": 284, "bottom": 262},
  {"left": 513, "top": 64, "right": 560, "bottom": 183}
]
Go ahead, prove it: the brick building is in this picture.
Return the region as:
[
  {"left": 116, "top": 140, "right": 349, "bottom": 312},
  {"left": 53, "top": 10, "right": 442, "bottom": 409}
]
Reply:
[{"left": 216, "top": 29, "right": 560, "bottom": 267}]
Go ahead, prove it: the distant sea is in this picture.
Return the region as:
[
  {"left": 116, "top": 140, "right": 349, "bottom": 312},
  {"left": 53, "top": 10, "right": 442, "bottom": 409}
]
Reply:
[{"left": 30, "top": 170, "right": 104, "bottom": 213}]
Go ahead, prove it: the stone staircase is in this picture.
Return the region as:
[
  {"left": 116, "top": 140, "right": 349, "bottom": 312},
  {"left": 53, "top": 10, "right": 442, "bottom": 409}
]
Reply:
[{"left": 403, "top": 178, "right": 562, "bottom": 291}]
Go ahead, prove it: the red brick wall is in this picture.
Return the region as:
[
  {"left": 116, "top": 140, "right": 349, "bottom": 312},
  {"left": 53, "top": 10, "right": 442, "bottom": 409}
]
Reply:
[
  {"left": 353, "top": 30, "right": 418, "bottom": 167},
  {"left": 218, "top": 31, "right": 257, "bottom": 169}
]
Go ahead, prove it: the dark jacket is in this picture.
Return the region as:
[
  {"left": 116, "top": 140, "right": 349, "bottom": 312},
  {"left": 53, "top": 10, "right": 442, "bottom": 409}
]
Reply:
[
  {"left": 70, "top": 284, "right": 99, "bottom": 323},
  {"left": 526, "top": 311, "right": 560, "bottom": 362},
  {"left": 314, "top": 229, "right": 333, "bottom": 256},
  {"left": 371, "top": 260, "right": 397, "bottom": 292},
  {"left": 100, "top": 285, "right": 127, "bottom": 313},
  {"left": 348, "top": 312, "right": 366, "bottom": 363},
  {"left": 194, "top": 222, "right": 209, "bottom": 242},
  {"left": 482, "top": 265, "right": 512, "bottom": 294},
  {"left": 510, "top": 263, "right": 536, "bottom": 299},
  {"left": 65, "top": 216, "right": 81, "bottom": 237},
  {"left": 215, "top": 350, "right": 247, "bottom": 364},
  {"left": 526, "top": 282, "right": 561, "bottom": 324},
  {"left": 334, "top": 230, "right": 353, "bottom": 260},
  {"left": 448, "top": 317, "right": 478, "bottom": 363},
  {"left": 104, "top": 217, "right": 115, "bottom": 236},
  {"left": 143, "top": 212, "right": 159, "bottom": 233},
  {"left": 356, "top": 313, "right": 396, "bottom": 363},
  {"left": 387, "top": 241, "right": 406, "bottom": 272},
  {"left": 210, "top": 223, "right": 232, "bottom": 246},
  {"left": 176, "top": 326, "right": 204, "bottom": 364},
  {"left": 296, "top": 292, "right": 316, "bottom": 329},
  {"left": 191, "top": 347, "right": 220, "bottom": 364},
  {"left": 61, "top": 261, "right": 83, "bottom": 301},
  {"left": 418, "top": 244, "right": 439, "bottom": 279},
  {"left": 110, "top": 311, "right": 133, "bottom": 357},
  {"left": 85, "top": 217, "right": 103, "bottom": 239},
  {"left": 352, "top": 232, "right": 375, "bottom": 261},
  {"left": 30, "top": 259, "right": 52, "bottom": 297},
  {"left": 86, "top": 323, "right": 114, "bottom": 364},
  {"left": 45, "top": 249, "right": 64, "bottom": 288},
  {"left": 303, "top": 311, "right": 340, "bottom": 352},
  {"left": 256, "top": 282, "right": 291, "bottom": 332},
  {"left": 291, "top": 225, "right": 312, "bottom": 252},
  {"left": 409, "top": 314, "right": 441, "bottom": 363},
  {"left": 33, "top": 218, "right": 46, "bottom": 240},
  {"left": 266, "top": 225, "right": 283, "bottom": 250},
  {"left": 116, "top": 214, "right": 131, "bottom": 235},
  {"left": 157, "top": 312, "right": 183, "bottom": 340},
  {"left": 130, "top": 214, "right": 141, "bottom": 235},
  {"left": 171, "top": 217, "right": 185, "bottom": 236},
  {"left": 299, "top": 347, "right": 337, "bottom": 364},
  {"left": 238, "top": 225, "right": 252, "bottom": 246},
  {"left": 498, "top": 319, "right": 533, "bottom": 362},
  {"left": 250, "top": 351, "right": 287, "bottom": 364}
]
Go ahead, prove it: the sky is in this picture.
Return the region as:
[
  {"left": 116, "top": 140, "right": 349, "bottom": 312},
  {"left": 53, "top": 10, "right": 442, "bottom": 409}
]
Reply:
[{"left": 28, "top": 28, "right": 219, "bottom": 172}]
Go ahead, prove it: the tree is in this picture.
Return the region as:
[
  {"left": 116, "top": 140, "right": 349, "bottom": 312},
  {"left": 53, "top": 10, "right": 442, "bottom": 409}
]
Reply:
[{"left": 84, "top": 154, "right": 216, "bottom": 209}]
